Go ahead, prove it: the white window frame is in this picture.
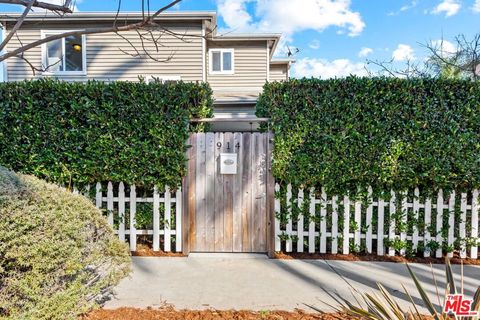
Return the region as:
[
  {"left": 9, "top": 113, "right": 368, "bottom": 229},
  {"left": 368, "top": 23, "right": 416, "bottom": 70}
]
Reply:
[
  {"left": 209, "top": 48, "right": 234, "bottom": 75},
  {"left": 145, "top": 75, "right": 182, "bottom": 84},
  {"left": 41, "top": 30, "right": 87, "bottom": 76}
]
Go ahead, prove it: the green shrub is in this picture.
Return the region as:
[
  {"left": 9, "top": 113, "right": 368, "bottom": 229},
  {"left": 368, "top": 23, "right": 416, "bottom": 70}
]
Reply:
[
  {"left": 0, "top": 79, "right": 213, "bottom": 188},
  {"left": 0, "top": 166, "right": 130, "bottom": 320},
  {"left": 257, "top": 77, "right": 480, "bottom": 196}
]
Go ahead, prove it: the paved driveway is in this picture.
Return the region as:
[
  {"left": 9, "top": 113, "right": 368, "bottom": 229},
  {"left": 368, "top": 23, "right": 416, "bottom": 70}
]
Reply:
[{"left": 105, "top": 254, "right": 480, "bottom": 312}]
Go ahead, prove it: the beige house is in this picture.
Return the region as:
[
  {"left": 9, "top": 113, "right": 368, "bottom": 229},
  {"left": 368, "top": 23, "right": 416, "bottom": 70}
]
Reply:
[{"left": 0, "top": 11, "right": 293, "bottom": 130}]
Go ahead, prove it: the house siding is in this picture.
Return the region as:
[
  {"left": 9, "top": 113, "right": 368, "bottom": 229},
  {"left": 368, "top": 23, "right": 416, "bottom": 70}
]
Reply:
[
  {"left": 5, "top": 21, "right": 203, "bottom": 82},
  {"left": 207, "top": 40, "right": 268, "bottom": 96},
  {"left": 269, "top": 64, "right": 288, "bottom": 82}
]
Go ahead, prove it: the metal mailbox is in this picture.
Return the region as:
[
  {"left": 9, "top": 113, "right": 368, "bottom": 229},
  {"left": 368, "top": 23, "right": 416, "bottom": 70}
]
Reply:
[{"left": 220, "top": 153, "right": 237, "bottom": 174}]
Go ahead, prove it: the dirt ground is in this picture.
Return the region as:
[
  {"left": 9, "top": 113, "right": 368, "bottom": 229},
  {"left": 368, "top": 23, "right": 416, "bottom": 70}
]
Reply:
[
  {"left": 82, "top": 307, "right": 357, "bottom": 320},
  {"left": 274, "top": 252, "right": 480, "bottom": 265}
]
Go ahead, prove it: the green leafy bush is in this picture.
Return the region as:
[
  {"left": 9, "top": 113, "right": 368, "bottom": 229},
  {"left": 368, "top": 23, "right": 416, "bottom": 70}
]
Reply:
[
  {"left": 257, "top": 77, "right": 480, "bottom": 196},
  {"left": 0, "top": 79, "right": 213, "bottom": 187},
  {"left": 0, "top": 166, "right": 130, "bottom": 320}
]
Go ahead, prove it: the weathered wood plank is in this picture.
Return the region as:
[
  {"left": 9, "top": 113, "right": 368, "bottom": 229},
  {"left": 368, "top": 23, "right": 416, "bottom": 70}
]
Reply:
[
  {"left": 205, "top": 132, "right": 216, "bottom": 252},
  {"left": 233, "top": 132, "right": 243, "bottom": 252},
  {"left": 266, "top": 132, "right": 275, "bottom": 257},
  {"left": 195, "top": 133, "right": 206, "bottom": 251},
  {"left": 187, "top": 134, "right": 197, "bottom": 253},
  {"left": 223, "top": 132, "right": 234, "bottom": 252},
  {"left": 214, "top": 132, "right": 225, "bottom": 251},
  {"left": 241, "top": 133, "right": 252, "bottom": 252},
  {"left": 256, "top": 133, "right": 267, "bottom": 252}
]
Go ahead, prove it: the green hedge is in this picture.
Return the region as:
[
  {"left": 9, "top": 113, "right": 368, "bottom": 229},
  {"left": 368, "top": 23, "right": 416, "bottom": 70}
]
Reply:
[
  {"left": 0, "top": 79, "right": 213, "bottom": 187},
  {"left": 257, "top": 77, "right": 480, "bottom": 196}
]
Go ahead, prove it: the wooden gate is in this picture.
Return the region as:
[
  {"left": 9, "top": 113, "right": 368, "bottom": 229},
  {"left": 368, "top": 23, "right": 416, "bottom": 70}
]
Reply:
[{"left": 182, "top": 132, "right": 274, "bottom": 254}]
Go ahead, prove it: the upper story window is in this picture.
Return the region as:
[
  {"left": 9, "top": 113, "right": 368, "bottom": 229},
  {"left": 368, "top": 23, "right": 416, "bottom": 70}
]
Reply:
[
  {"left": 41, "top": 31, "right": 86, "bottom": 75},
  {"left": 209, "top": 49, "right": 234, "bottom": 75}
]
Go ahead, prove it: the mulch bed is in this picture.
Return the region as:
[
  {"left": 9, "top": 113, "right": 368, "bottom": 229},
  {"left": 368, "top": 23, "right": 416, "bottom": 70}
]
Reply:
[
  {"left": 82, "top": 307, "right": 358, "bottom": 320},
  {"left": 131, "top": 244, "right": 185, "bottom": 257},
  {"left": 274, "top": 252, "right": 480, "bottom": 265}
]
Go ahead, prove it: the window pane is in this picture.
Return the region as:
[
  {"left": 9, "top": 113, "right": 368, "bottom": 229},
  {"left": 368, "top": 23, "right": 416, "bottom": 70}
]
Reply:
[
  {"left": 223, "top": 52, "right": 232, "bottom": 71},
  {"left": 46, "top": 38, "right": 63, "bottom": 72},
  {"left": 64, "top": 35, "right": 83, "bottom": 71},
  {"left": 212, "top": 51, "right": 221, "bottom": 71}
]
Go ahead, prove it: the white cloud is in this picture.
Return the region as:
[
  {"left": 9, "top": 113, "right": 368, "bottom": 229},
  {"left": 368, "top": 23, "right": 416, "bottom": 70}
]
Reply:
[
  {"left": 392, "top": 44, "right": 415, "bottom": 61},
  {"left": 473, "top": 0, "right": 480, "bottom": 12},
  {"left": 309, "top": 39, "right": 320, "bottom": 49},
  {"left": 358, "top": 47, "right": 373, "bottom": 57},
  {"left": 430, "top": 39, "right": 457, "bottom": 57},
  {"left": 217, "top": 0, "right": 365, "bottom": 37},
  {"left": 431, "top": 0, "right": 461, "bottom": 17},
  {"left": 292, "top": 57, "right": 367, "bottom": 78}
]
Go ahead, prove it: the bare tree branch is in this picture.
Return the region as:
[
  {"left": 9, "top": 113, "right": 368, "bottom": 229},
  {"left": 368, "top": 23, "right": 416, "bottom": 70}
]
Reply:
[
  {"left": 0, "top": 0, "right": 33, "bottom": 52},
  {"left": 0, "top": 0, "right": 183, "bottom": 63},
  {"left": 0, "top": 0, "right": 72, "bottom": 13}
]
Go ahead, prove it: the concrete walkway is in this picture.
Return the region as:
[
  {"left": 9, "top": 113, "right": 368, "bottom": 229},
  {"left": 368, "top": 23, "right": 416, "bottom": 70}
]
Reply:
[{"left": 105, "top": 254, "right": 480, "bottom": 312}]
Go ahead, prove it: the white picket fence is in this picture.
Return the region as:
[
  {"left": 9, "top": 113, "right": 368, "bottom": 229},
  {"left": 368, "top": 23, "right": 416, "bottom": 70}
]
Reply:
[
  {"left": 275, "top": 184, "right": 479, "bottom": 259},
  {"left": 73, "top": 182, "right": 182, "bottom": 252}
]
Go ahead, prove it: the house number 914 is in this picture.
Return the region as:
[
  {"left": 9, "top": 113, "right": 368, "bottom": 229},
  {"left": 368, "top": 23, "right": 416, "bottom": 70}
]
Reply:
[{"left": 216, "top": 142, "right": 241, "bottom": 150}]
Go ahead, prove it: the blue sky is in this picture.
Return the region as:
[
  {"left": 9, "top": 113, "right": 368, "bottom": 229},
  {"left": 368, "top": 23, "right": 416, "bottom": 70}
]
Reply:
[{"left": 1, "top": 0, "right": 479, "bottom": 78}]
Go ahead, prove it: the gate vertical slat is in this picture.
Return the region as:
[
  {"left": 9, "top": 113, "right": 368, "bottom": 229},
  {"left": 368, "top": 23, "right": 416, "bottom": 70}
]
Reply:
[
  {"left": 205, "top": 132, "right": 216, "bottom": 252},
  {"left": 233, "top": 132, "right": 243, "bottom": 252},
  {"left": 95, "top": 182, "right": 102, "bottom": 209},
  {"left": 400, "top": 191, "right": 407, "bottom": 256},
  {"left": 223, "top": 132, "right": 234, "bottom": 252},
  {"left": 241, "top": 133, "right": 252, "bottom": 252},
  {"left": 214, "top": 133, "right": 225, "bottom": 251},
  {"left": 196, "top": 133, "right": 206, "bottom": 251},
  {"left": 257, "top": 134, "right": 267, "bottom": 252}
]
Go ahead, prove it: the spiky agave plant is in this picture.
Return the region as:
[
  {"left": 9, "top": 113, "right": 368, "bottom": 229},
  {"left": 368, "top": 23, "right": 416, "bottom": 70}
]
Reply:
[{"left": 312, "top": 259, "right": 480, "bottom": 320}]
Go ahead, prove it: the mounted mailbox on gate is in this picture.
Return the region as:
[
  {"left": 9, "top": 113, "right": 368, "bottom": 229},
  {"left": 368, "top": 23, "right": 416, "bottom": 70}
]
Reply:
[{"left": 220, "top": 153, "right": 237, "bottom": 174}]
